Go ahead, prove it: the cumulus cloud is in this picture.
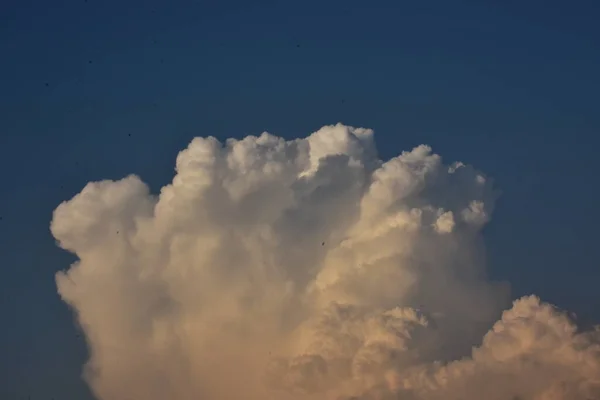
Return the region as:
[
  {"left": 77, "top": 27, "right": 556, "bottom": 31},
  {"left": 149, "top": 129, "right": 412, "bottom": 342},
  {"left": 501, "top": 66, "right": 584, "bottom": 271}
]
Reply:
[{"left": 51, "top": 123, "right": 600, "bottom": 400}]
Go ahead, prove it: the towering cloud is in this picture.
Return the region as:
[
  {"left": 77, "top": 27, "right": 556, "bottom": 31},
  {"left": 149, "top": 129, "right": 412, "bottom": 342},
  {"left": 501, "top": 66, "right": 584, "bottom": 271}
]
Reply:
[{"left": 51, "top": 123, "right": 600, "bottom": 400}]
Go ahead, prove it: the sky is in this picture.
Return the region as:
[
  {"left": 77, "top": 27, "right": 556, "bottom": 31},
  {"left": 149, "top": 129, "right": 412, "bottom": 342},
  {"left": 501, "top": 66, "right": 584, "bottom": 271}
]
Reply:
[{"left": 1, "top": 0, "right": 599, "bottom": 399}]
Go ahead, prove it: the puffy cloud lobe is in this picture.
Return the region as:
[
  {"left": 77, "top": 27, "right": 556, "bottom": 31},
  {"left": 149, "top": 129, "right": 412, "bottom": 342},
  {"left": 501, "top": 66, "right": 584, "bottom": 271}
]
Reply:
[
  {"left": 343, "top": 296, "right": 600, "bottom": 400},
  {"left": 51, "top": 123, "right": 600, "bottom": 400}
]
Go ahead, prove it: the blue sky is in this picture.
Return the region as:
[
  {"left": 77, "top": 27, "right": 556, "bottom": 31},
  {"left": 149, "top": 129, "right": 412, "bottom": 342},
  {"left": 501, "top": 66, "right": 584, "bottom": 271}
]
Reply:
[{"left": 1, "top": 0, "right": 599, "bottom": 398}]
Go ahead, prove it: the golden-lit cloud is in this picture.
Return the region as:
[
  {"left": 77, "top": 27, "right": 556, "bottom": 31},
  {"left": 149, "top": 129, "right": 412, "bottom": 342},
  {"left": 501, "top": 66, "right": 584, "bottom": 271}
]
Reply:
[{"left": 52, "top": 123, "right": 600, "bottom": 400}]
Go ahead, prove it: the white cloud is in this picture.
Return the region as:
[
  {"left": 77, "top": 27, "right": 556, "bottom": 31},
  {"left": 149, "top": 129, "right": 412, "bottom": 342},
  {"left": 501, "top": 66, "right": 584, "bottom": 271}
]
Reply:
[{"left": 52, "top": 123, "right": 600, "bottom": 400}]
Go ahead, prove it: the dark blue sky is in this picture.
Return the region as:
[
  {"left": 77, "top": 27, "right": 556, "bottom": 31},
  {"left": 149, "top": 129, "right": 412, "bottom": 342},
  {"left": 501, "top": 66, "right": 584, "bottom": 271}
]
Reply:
[{"left": 1, "top": 0, "right": 599, "bottom": 398}]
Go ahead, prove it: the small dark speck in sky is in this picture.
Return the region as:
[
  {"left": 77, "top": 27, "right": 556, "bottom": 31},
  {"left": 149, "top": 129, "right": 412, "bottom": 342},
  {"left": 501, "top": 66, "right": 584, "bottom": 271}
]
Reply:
[
  {"left": 88, "top": 60, "right": 92, "bottom": 64},
  {"left": 128, "top": 133, "right": 131, "bottom": 137},
  {"left": 45, "top": 82, "right": 49, "bottom": 87},
  {"left": 296, "top": 44, "right": 300, "bottom": 48}
]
